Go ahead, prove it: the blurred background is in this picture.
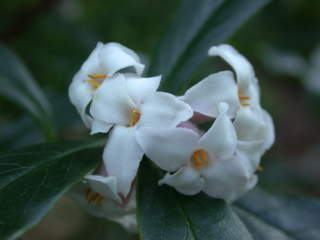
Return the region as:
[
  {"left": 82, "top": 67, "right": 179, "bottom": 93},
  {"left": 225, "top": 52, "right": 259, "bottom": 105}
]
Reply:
[{"left": 0, "top": 0, "right": 319, "bottom": 239}]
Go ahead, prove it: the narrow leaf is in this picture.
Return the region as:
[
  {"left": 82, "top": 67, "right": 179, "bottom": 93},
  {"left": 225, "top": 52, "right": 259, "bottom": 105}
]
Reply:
[
  {"left": 137, "top": 160, "right": 253, "bottom": 240},
  {"left": 235, "top": 188, "right": 320, "bottom": 240},
  {"left": 0, "top": 44, "right": 56, "bottom": 140},
  {"left": 0, "top": 138, "right": 105, "bottom": 240},
  {"left": 149, "top": 0, "right": 270, "bottom": 92}
]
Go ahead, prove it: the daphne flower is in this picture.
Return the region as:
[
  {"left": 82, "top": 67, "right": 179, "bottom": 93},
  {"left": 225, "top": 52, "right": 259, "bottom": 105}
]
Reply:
[
  {"left": 182, "top": 44, "right": 274, "bottom": 170},
  {"left": 209, "top": 45, "right": 275, "bottom": 169},
  {"left": 137, "top": 103, "right": 256, "bottom": 201},
  {"left": 69, "top": 42, "right": 145, "bottom": 128},
  {"left": 69, "top": 171, "right": 137, "bottom": 232},
  {"left": 89, "top": 73, "right": 193, "bottom": 197}
]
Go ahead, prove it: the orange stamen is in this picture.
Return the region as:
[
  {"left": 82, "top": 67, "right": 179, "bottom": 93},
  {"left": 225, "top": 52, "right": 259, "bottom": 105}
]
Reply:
[
  {"left": 88, "top": 74, "right": 107, "bottom": 79},
  {"left": 128, "top": 109, "right": 141, "bottom": 127},
  {"left": 191, "top": 149, "right": 209, "bottom": 168},
  {"left": 84, "top": 188, "right": 106, "bottom": 204},
  {"left": 256, "top": 166, "right": 264, "bottom": 172},
  {"left": 89, "top": 193, "right": 100, "bottom": 203},
  {"left": 85, "top": 188, "right": 91, "bottom": 199},
  {"left": 239, "top": 95, "right": 251, "bottom": 100},
  {"left": 87, "top": 79, "right": 102, "bottom": 89}
]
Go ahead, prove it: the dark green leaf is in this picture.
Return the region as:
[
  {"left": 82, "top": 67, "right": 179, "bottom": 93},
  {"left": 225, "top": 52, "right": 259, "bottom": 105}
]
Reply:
[
  {"left": 137, "top": 160, "right": 253, "bottom": 240},
  {"left": 0, "top": 138, "right": 105, "bottom": 240},
  {"left": 148, "top": 0, "right": 270, "bottom": 92},
  {"left": 0, "top": 44, "right": 56, "bottom": 140},
  {"left": 235, "top": 188, "right": 320, "bottom": 240}
]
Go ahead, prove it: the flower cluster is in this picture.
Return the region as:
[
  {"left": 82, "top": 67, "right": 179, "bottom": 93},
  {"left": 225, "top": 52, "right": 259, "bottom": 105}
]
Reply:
[{"left": 68, "top": 42, "right": 274, "bottom": 231}]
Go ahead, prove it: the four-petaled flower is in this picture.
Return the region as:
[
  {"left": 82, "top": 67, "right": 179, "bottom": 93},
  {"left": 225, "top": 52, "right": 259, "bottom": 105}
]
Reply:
[
  {"left": 89, "top": 73, "right": 193, "bottom": 196},
  {"left": 137, "top": 103, "right": 256, "bottom": 201},
  {"left": 181, "top": 44, "right": 275, "bottom": 171},
  {"left": 69, "top": 42, "right": 145, "bottom": 128}
]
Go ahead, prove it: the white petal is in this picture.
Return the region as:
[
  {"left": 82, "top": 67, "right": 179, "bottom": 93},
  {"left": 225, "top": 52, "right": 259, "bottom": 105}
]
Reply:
[
  {"left": 208, "top": 44, "right": 255, "bottom": 91},
  {"left": 136, "top": 127, "right": 198, "bottom": 171},
  {"left": 139, "top": 92, "right": 193, "bottom": 128},
  {"left": 202, "top": 154, "right": 257, "bottom": 201},
  {"left": 99, "top": 42, "right": 145, "bottom": 76},
  {"left": 159, "top": 167, "right": 204, "bottom": 195},
  {"left": 68, "top": 72, "right": 94, "bottom": 128},
  {"left": 182, "top": 71, "right": 239, "bottom": 118},
  {"left": 80, "top": 42, "right": 105, "bottom": 74},
  {"left": 234, "top": 107, "right": 272, "bottom": 143},
  {"left": 199, "top": 103, "right": 237, "bottom": 160},
  {"left": 85, "top": 175, "right": 121, "bottom": 202},
  {"left": 260, "top": 109, "right": 275, "bottom": 150},
  {"left": 125, "top": 74, "right": 161, "bottom": 105},
  {"left": 68, "top": 182, "right": 136, "bottom": 226},
  {"left": 103, "top": 126, "right": 143, "bottom": 196},
  {"left": 112, "top": 214, "right": 137, "bottom": 233},
  {"left": 236, "top": 110, "right": 275, "bottom": 169},
  {"left": 67, "top": 183, "right": 108, "bottom": 218},
  {"left": 90, "top": 74, "right": 136, "bottom": 126},
  {"left": 90, "top": 119, "right": 113, "bottom": 134},
  {"left": 237, "top": 140, "right": 266, "bottom": 170}
]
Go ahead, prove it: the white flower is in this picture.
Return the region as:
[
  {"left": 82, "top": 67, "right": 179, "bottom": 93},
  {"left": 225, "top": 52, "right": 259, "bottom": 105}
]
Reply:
[
  {"left": 137, "top": 103, "right": 256, "bottom": 201},
  {"left": 181, "top": 71, "right": 240, "bottom": 118},
  {"left": 69, "top": 42, "right": 145, "bottom": 128},
  {"left": 68, "top": 165, "right": 137, "bottom": 232},
  {"left": 89, "top": 73, "right": 193, "bottom": 197},
  {"left": 182, "top": 44, "right": 275, "bottom": 170},
  {"left": 209, "top": 45, "right": 275, "bottom": 169}
]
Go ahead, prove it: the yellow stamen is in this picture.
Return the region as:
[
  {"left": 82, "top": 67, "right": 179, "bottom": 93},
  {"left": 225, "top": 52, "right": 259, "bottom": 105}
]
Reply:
[
  {"left": 97, "top": 195, "right": 105, "bottom": 204},
  {"left": 87, "top": 79, "right": 102, "bottom": 89},
  {"left": 128, "top": 109, "right": 141, "bottom": 127},
  {"left": 238, "top": 90, "right": 251, "bottom": 106},
  {"left": 88, "top": 74, "right": 107, "bottom": 79},
  {"left": 241, "top": 103, "right": 250, "bottom": 107},
  {"left": 84, "top": 188, "right": 105, "bottom": 204},
  {"left": 191, "top": 149, "right": 209, "bottom": 168},
  {"left": 256, "top": 166, "right": 264, "bottom": 172},
  {"left": 89, "top": 193, "right": 100, "bottom": 203},
  {"left": 85, "top": 188, "right": 91, "bottom": 199},
  {"left": 239, "top": 95, "right": 251, "bottom": 100}
]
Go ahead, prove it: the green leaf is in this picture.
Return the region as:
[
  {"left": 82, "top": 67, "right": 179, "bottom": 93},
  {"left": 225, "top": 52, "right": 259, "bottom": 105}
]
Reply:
[
  {"left": 137, "top": 160, "right": 253, "bottom": 240},
  {"left": 0, "top": 44, "right": 56, "bottom": 141},
  {"left": 148, "top": 0, "right": 270, "bottom": 92},
  {"left": 235, "top": 188, "right": 320, "bottom": 240},
  {"left": 0, "top": 138, "right": 105, "bottom": 240}
]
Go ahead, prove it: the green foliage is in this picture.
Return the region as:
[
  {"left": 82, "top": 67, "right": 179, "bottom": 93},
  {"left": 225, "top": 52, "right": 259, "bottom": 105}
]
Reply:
[
  {"left": 148, "top": 0, "right": 270, "bottom": 93},
  {"left": 138, "top": 161, "right": 320, "bottom": 240},
  {"left": 0, "top": 45, "right": 56, "bottom": 141},
  {"left": 0, "top": 0, "right": 319, "bottom": 239},
  {"left": 0, "top": 139, "right": 104, "bottom": 240},
  {"left": 235, "top": 188, "right": 320, "bottom": 240},
  {"left": 137, "top": 160, "right": 253, "bottom": 240}
]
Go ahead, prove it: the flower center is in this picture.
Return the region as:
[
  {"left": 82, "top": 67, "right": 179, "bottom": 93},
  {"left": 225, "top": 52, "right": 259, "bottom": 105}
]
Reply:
[
  {"left": 85, "top": 188, "right": 105, "bottom": 204},
  {"left": 128, "top": 109, "right": 141, "bottom": 127},
  {"left": 87, "top": 74, "right": 108, "bottom": 89},
  {"left": 238, "top": 90, "right": 250, "bottom": 107},
  {"left": 256, "top": 166, "right": 264, "bottom": 172},
  {"left": 191, "top": 149, "right": 209, "bottom": 168}
]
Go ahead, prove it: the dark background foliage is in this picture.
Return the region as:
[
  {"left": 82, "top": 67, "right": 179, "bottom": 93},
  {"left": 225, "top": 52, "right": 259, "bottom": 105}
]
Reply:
[{"left": 0, "top": 0, "right": 319, "bottom": 239}]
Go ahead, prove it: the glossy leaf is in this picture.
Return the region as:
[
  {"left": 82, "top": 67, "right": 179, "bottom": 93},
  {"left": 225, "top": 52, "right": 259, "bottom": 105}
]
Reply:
[
  {"left": 235, "top": 188, "right": 320, "bottom": 240},
  {"left": 148, "top": 0, "right": 270, "bottom": 92},
  {"left": 0, "top": 138, "right": 105, "bottom": 240},
  {"left": 137, "top": 160, "right": 253, "bottom": 240},
  {"left": 0, "top": 44, "right": 56, "bottom": 140}
]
